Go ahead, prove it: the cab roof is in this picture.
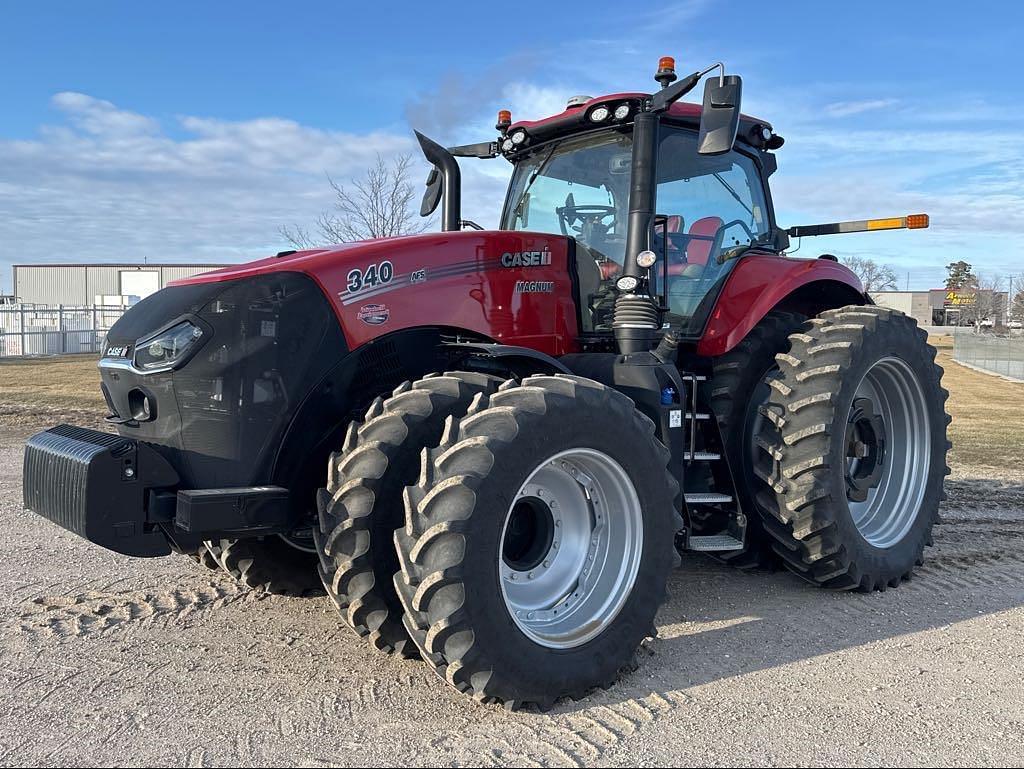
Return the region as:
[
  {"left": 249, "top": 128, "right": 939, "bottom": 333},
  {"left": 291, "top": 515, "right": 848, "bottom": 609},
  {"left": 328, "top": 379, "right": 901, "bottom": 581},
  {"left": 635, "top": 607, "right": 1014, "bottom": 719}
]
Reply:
[{"left": 506, "top": 92, "right": 774, "bottom": 151}]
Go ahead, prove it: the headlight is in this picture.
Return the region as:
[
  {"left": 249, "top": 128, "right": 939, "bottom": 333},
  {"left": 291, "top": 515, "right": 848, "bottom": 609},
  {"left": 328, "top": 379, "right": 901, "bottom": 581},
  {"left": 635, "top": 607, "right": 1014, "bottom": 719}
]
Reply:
[
  {"left": 510, "top": 129, "right": 528, "bottom": 145},
  {"left": 614, "top": 103, "right": 631, "bottom": 120},
  {"left": 133, "top": 321, "right": 205, "bottom": 372},
  {"left": 589, "top": 105, "right": 610, "bottom": 122},
  {"left": 636, "top": 250, "right": 658, "bottom": 269},
  {"left": 616, "top": 276, "right": 639, "bottom": 291}
]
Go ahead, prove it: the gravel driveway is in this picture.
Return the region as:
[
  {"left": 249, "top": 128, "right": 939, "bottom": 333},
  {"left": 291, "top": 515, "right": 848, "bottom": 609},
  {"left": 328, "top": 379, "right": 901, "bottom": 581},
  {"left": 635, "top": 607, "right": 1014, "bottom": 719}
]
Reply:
[{"left": 0, "top": 425, "right": 1021, "bottom": 767}]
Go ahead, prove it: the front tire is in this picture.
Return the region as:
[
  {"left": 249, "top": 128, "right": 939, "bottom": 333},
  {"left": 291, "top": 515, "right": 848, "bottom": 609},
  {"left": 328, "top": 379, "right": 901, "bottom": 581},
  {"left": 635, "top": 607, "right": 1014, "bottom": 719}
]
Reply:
[
  {"left": 394, "top": 375, "right": 681, "bottom": 709},
  {"left": 206, "top": 535, "right": 323, "bottom": 596},
  {"left": 314, "top": 372, "right": 500, "bottom": 656},
  {"left": 753, "top": 306, "right": 950, "bottom": 590}
]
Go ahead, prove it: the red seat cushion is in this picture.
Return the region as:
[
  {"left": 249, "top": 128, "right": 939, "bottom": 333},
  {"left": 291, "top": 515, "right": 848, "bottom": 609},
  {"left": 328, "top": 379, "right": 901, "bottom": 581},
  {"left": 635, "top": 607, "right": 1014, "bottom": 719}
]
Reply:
[
  {"left": 685, "top": 217, "right": 722, "bottom": 265},
  {"left": 663, "top": 215, "right": 683, "bottom": 233}
]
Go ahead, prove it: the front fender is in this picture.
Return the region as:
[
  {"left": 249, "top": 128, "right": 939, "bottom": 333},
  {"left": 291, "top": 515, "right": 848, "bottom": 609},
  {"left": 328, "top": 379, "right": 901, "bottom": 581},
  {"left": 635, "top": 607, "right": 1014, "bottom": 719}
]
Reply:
[{"left": 698, "top": 256, "right": 865, "bottom": 357}]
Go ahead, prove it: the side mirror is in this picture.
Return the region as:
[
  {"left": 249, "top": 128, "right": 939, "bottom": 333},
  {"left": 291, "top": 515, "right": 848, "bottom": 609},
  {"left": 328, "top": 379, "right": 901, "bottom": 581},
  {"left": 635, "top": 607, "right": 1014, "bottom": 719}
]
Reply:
[
  {"left": 698, "top": 74, "right": 742, "bottom": 155},
  {"left": 421, "top": 167, "right": 442, "bottom": 217}
]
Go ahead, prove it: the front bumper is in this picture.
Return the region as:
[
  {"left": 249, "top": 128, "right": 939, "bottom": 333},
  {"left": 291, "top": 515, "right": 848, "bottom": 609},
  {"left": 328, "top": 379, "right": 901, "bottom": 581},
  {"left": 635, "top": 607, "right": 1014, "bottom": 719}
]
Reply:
[{"left": 23, "top": 424, "right": 293, "bottom": 557}]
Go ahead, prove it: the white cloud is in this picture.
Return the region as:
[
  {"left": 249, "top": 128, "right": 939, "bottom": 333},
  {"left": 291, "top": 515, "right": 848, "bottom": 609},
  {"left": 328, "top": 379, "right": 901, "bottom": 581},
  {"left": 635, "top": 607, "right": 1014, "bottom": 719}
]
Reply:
[
  {"left": 51, "top": 92, "right": 160, "bottom": 136},
  {"left": 0, "top": 93, "right": 416, "bottom": 271},
  {"left": 822, "top": 98, "right": 899, "bottom": 118}
]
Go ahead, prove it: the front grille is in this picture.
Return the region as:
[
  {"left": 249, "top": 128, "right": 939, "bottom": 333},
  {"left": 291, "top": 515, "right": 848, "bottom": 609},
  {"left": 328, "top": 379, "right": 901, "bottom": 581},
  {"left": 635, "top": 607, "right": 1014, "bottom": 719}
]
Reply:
[{"left": 101, "top": 272, "right": 348, "bottom": 489}]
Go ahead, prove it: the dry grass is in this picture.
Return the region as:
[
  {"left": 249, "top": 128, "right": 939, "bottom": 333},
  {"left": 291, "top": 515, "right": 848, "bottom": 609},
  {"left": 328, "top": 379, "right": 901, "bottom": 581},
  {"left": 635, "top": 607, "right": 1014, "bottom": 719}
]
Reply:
[
  {"left": 938, "top": 350, "right": 1023, "bottom": 473},
  {"left": 927, "top": 333, "right": 1023, "bottom": 472},
  {"left": 0, "top": 355, "right": 104, "bottom": 410},
  {"left": 0, "top": 344, "right": 1018, "bottom": 473}
]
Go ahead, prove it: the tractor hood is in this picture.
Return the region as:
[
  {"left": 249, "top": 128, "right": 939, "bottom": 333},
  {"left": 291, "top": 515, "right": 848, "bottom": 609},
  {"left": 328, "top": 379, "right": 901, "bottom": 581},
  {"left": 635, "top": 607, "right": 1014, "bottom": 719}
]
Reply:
[
  {"left": 169, "top": 229, "right": 580, "bottom": 355},
  {"left": 99, "top": 228, "right": 578, "bottom": 491}
]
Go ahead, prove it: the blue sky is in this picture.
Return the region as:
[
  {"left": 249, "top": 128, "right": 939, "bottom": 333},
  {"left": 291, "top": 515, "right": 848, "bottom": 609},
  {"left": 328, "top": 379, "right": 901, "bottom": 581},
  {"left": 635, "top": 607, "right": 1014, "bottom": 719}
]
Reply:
[{"left": 1, "top": 0, "right": 1021, "bottom": 291}]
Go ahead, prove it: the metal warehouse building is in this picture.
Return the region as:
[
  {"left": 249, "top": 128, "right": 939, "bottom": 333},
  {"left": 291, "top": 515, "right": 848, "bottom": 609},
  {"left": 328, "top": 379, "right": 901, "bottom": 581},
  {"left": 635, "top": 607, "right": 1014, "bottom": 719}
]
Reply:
[
  {"left": 12, "top": 263, "right": 229, "bottom": 305},
  {"left": 870, "top": 291, "right": 936, "bottom": 327},
  {"left": 872, "top": 289, "right": 1009, "bottom": 327}
]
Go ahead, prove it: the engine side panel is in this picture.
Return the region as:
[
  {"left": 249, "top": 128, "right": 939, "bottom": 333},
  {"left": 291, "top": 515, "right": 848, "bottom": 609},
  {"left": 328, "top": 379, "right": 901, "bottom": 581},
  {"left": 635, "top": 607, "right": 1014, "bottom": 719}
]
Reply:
[{"left": 698, "top": 255, "right": 865, "bottom": 357}]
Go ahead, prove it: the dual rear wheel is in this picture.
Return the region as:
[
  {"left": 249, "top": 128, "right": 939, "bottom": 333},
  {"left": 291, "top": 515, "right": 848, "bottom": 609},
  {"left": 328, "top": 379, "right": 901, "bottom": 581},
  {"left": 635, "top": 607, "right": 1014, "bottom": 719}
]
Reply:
[{"left": 708, "top": 305, "right": 949, "bottom": 589}]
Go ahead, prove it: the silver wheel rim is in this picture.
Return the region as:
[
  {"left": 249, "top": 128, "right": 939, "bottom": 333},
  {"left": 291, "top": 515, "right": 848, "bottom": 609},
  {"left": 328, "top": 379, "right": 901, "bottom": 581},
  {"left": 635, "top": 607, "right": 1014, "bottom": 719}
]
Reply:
[
  {"left": 499, "top": 448, "right": 644, "bottom": 650},
  {"left": 846, "top": 357, "right": 930, "bottom": 548}
]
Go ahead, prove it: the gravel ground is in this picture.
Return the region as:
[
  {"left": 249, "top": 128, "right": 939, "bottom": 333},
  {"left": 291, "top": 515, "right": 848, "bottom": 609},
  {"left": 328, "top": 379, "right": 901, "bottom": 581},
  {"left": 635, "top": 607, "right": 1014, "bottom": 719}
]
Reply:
[{"left": 0, "top": 422, "right": 1022, "bottom": 767}]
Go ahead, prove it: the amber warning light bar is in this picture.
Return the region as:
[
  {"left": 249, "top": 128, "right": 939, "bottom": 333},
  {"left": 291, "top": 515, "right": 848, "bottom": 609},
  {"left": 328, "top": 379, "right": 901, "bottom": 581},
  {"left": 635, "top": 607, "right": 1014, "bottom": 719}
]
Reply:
[{"left": 787, "top": 214, "right": 929, "bottom": 238}]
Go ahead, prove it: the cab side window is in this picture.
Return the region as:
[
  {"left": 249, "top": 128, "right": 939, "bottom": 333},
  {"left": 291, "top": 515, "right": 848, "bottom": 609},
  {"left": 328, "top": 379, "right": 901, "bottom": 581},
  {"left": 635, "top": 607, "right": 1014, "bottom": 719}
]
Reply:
[
  {"left": 653, "top": 128, "right": 771, "bottom": 325},
  {"left": 654, "top": 129, "right": 769, "bottom": 266}
]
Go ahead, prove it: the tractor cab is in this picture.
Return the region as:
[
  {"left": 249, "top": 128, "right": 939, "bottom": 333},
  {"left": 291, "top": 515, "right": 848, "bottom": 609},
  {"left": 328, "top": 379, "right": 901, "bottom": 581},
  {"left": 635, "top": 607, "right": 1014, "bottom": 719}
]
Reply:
[
  {"left": 419, "top": 57, "right": 790, "bottom": 342},
  {"left": 499, "top": 112, "right": 779, "bottom": 334}
]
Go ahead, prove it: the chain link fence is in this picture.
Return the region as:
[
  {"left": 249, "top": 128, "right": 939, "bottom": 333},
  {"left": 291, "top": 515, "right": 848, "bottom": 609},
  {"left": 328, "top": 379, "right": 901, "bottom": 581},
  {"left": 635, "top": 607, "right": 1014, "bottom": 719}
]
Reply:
[
  {"left": 0, "top": 305, "right": 128, "bottom": 357},
  {"left": 952, "top": 328, "right": 1024, "bottom": 381}
]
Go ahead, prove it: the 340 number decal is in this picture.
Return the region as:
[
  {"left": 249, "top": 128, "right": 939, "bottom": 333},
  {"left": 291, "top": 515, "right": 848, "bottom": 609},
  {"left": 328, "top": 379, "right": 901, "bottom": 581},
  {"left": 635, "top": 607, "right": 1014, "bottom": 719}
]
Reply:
[{"left": 346, "top": 260, "right": 393, "bottom": 293}]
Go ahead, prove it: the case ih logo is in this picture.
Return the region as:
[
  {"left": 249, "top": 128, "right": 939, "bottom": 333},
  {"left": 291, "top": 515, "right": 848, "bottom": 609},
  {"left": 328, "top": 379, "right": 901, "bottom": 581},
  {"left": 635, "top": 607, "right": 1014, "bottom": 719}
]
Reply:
[
  {"left": 356, "top": 303, "right": 390, "bottom": 325},
  {"left": 501, "top": 249, "right": 552, "bottom": 268},
  {"left": 105, "top": 345, "right": 130, "bottom": 358}
]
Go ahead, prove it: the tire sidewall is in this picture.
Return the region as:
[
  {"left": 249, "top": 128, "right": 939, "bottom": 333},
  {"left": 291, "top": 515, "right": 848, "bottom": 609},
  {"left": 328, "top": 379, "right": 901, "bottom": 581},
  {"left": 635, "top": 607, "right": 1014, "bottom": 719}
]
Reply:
[
  {"left": 456, "top": 403, "right": 675, "bottom": 695},
  {"left": 824, "top": 319, "right": 946, "bottom": 574}
]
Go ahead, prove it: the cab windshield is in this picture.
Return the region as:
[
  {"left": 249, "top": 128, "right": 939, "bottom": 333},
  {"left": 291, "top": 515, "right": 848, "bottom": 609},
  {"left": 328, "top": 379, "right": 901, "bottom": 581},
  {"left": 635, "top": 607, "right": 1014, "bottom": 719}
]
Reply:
[
  {"left": 502, "top": 130, "right": 633, "bottom": 265},
  {"left": 502, "top": 126, "right": 770, "bottom": 267},
  {"left": 502, "top": 125, "right": 772, "bottom": 334}
]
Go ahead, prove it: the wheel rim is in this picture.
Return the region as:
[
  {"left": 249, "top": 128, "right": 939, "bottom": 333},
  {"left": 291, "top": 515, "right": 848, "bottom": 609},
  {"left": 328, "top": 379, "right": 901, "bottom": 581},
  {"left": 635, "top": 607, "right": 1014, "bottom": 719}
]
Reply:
[
  {"left": 846, "top": 357, "right": 931, "bottom": 548},
  {"left": 499, "top": 448, "right": 644, "bottom": 649}
]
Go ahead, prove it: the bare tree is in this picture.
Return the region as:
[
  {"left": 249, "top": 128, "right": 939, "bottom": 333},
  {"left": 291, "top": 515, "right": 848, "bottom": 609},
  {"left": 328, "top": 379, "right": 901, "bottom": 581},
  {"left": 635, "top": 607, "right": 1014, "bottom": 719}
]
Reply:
[
  {"left": 840, "top": 256, "right": 899, "bottom": 292},
  {"left": 961, "top": 273, "right": 1005, "bottom": 330},
  {"left": 1010, "top": 273, "right": 1024, "bottom": 324},
  {"left": 280, "top": 154, "right": 430, "bottom": 248}
]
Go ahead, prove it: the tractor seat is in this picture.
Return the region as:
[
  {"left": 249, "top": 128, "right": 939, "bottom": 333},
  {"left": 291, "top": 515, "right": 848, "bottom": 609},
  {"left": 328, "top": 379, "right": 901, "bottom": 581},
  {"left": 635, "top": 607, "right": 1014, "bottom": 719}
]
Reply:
[
  {"left": 685, "top": 216, "right": 723, "bottom": 266},
  {"left": 654, "top": 215, "right": 684, "bottom": 237}
]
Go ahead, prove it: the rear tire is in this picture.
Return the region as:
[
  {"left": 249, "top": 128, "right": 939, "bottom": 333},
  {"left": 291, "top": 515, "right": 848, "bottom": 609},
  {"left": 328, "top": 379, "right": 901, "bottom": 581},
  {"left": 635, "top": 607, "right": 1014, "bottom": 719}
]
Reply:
[
  {"left": 394, "top": 375, "right": 681, "bottom": 709},
  {"left": 753, "top": 306, "right": 950, "bottom": 590},
  {"left": 314, "top": 372, "right": 500, "bottom": 656}
]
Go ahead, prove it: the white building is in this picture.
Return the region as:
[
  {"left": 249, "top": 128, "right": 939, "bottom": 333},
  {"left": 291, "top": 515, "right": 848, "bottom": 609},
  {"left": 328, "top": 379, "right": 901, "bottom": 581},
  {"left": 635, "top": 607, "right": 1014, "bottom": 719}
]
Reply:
[{"left": 12, "top": 263, "right": 229, "bottom": 306}]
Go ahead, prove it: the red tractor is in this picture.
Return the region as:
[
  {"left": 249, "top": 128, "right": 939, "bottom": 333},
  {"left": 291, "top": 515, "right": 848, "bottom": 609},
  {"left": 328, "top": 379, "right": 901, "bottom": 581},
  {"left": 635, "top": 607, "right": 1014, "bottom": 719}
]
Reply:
[{"left": 23, "top": 57, "right": 948, "bottom": 709}]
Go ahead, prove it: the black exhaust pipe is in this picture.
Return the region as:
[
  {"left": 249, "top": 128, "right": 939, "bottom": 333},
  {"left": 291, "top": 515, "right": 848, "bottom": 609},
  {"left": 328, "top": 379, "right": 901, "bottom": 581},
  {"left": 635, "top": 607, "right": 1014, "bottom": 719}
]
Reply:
[
  {"left": 415, "top": 130, "right": 462, "bottom": 232},
  {"left": 623, "top": 110, "right": 660, "bottom": 281}
]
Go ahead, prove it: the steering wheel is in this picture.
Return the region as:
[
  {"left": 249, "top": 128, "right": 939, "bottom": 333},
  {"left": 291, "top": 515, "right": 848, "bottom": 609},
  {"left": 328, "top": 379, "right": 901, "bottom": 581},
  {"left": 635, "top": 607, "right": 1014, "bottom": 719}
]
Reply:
[
  {"left": 556, "top": 203, "right": 617, "bottom": 237},
  {"left": 710, "top": 219, "right": 758, "bottom": 264}
]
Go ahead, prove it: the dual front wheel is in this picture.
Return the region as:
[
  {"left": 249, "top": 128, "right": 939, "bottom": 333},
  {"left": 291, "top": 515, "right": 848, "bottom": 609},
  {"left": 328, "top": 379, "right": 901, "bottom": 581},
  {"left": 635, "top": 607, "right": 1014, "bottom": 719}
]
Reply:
[{"left": 319, "top": 373, "right": 679, "bottom": 708}]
